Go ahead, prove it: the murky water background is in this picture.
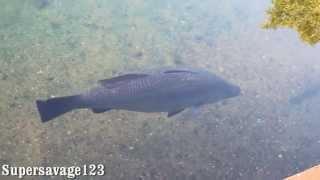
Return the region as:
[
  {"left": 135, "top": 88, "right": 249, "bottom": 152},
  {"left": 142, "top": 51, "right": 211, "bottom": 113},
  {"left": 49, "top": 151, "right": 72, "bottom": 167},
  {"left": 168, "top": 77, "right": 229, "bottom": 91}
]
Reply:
[{"left": 1, "top": 0, "right": 320, "bottom": 179}]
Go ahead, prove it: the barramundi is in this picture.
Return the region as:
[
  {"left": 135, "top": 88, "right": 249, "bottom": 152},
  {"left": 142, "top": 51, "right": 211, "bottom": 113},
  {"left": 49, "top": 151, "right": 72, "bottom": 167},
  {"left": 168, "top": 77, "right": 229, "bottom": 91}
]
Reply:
[{"left": 36, "top": 69, "right": 240, "bottom": 122}]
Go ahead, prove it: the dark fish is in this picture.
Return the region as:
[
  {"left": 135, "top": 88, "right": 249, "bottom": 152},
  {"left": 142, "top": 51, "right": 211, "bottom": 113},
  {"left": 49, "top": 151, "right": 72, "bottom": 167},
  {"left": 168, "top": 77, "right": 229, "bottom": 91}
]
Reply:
[
  {"left": 289, "top": 83, "right": 320, "bottom": 104},
  {"left": 36, "top": 69, "right": 240, "bottom": 122},
  {"left": 34, "top": 0, "right": 51, "bottom": 9}
]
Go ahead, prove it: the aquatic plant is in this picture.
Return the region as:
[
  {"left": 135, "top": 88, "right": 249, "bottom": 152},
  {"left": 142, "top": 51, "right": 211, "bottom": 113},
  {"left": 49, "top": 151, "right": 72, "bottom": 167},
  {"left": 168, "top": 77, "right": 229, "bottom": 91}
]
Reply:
[{"left": 263, "top": 0, "right": 320, "bottom": 45}]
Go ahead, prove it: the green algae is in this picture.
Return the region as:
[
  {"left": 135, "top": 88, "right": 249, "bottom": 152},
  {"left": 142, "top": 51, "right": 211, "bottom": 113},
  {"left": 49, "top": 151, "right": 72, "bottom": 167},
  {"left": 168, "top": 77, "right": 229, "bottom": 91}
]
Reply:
[{"left": 263, "top": 0, "right": 320, "bottom": 45}]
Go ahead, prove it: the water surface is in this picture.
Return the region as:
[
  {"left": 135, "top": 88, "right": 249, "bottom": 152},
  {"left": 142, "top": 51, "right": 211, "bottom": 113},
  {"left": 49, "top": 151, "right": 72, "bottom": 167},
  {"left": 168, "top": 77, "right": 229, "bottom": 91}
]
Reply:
[{"left": 1, "top": 0, "right": 320, "bottom": 179}]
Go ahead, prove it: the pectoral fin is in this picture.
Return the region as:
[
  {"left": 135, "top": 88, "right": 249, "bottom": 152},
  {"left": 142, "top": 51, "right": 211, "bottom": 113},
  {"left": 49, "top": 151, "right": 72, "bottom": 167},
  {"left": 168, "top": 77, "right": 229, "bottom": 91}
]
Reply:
[
  {"left": 91, "top": 108, "right": 111, "bottom": 113},
  {"left": 167, "top": 109, "right": 185, "bottom": 117}
]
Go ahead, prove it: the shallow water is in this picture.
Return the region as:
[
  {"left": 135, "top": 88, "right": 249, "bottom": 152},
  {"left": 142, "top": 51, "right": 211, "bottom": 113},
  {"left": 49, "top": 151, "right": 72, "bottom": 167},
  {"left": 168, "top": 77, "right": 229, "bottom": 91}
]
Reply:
[{"left": 1, "top": 0, "right": 320, "bottom": 179}]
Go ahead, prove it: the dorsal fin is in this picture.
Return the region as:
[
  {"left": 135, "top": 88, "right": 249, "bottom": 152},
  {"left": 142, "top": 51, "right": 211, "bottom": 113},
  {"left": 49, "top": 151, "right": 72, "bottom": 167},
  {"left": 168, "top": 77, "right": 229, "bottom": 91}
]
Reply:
[
  {"left": 98, "top": 73, "right": 148, "bottom": 88},
  {"left": 164, "top": 70, "right": 195, "bottom": 74}
]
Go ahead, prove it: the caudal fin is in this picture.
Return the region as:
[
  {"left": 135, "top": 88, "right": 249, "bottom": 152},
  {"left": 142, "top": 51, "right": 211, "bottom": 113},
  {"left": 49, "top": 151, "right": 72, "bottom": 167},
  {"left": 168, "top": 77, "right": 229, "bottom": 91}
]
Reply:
[{"left": 36, "top": 95, "right": 82, "bottom": 122}]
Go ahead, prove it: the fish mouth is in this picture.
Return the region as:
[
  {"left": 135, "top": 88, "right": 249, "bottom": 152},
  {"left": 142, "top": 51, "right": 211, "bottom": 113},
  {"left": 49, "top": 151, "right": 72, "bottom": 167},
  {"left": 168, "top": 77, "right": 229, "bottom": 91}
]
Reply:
[{"left": 229, "top": 85, "right": 241, "bottom": 97}]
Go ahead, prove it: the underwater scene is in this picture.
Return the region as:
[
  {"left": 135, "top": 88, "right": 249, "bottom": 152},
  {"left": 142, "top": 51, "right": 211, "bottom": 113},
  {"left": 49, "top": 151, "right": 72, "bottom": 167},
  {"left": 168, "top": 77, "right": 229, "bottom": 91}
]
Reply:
[{"left": 1, "top": 0, "right": 320, "bottom": 179}]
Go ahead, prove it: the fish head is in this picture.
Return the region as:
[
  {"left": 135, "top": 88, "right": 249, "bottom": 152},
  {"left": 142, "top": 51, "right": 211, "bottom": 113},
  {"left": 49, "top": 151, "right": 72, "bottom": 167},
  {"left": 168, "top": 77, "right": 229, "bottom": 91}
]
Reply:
[
  {"left": 198, "top": 72, "right": 241, "bottom": 104},
  {"left": 214, "top": 80, "right": 240, "bottom": 98},
  {"left": 160, "top": 69, "right": 240, "bottom": 106}
]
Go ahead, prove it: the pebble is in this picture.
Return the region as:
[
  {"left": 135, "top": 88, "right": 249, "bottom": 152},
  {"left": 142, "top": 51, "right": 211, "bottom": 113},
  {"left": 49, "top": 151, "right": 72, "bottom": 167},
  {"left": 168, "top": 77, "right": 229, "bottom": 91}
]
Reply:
[
  {"left": 218, "top": 67, "right": 224, "bottom": 72},
  {"left": 37, "top": 70, "right": 43, "bottom": 74}
]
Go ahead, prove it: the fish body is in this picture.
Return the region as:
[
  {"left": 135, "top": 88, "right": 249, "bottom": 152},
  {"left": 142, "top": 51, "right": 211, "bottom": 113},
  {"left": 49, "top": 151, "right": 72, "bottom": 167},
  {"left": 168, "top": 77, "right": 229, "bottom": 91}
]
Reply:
[
  {"left": 290, "top": 83, "right": 320, "bottom": 104},
  {"left": 36, "top": 69, "right": 240, "bottom": 122}
]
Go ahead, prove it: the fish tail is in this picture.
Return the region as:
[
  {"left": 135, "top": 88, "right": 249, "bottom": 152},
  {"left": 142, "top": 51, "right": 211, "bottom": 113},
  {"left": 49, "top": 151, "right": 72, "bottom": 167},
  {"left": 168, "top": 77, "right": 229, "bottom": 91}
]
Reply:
[{"left": 36, "top": 95, "right": 83, "bottom": 122}]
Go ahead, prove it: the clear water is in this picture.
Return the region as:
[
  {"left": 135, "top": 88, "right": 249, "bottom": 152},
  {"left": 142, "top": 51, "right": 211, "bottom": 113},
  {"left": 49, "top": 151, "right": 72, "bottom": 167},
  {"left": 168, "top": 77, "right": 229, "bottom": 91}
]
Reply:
[{"left": 1, "top": 0, "right": 320, "bottom": 179}]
